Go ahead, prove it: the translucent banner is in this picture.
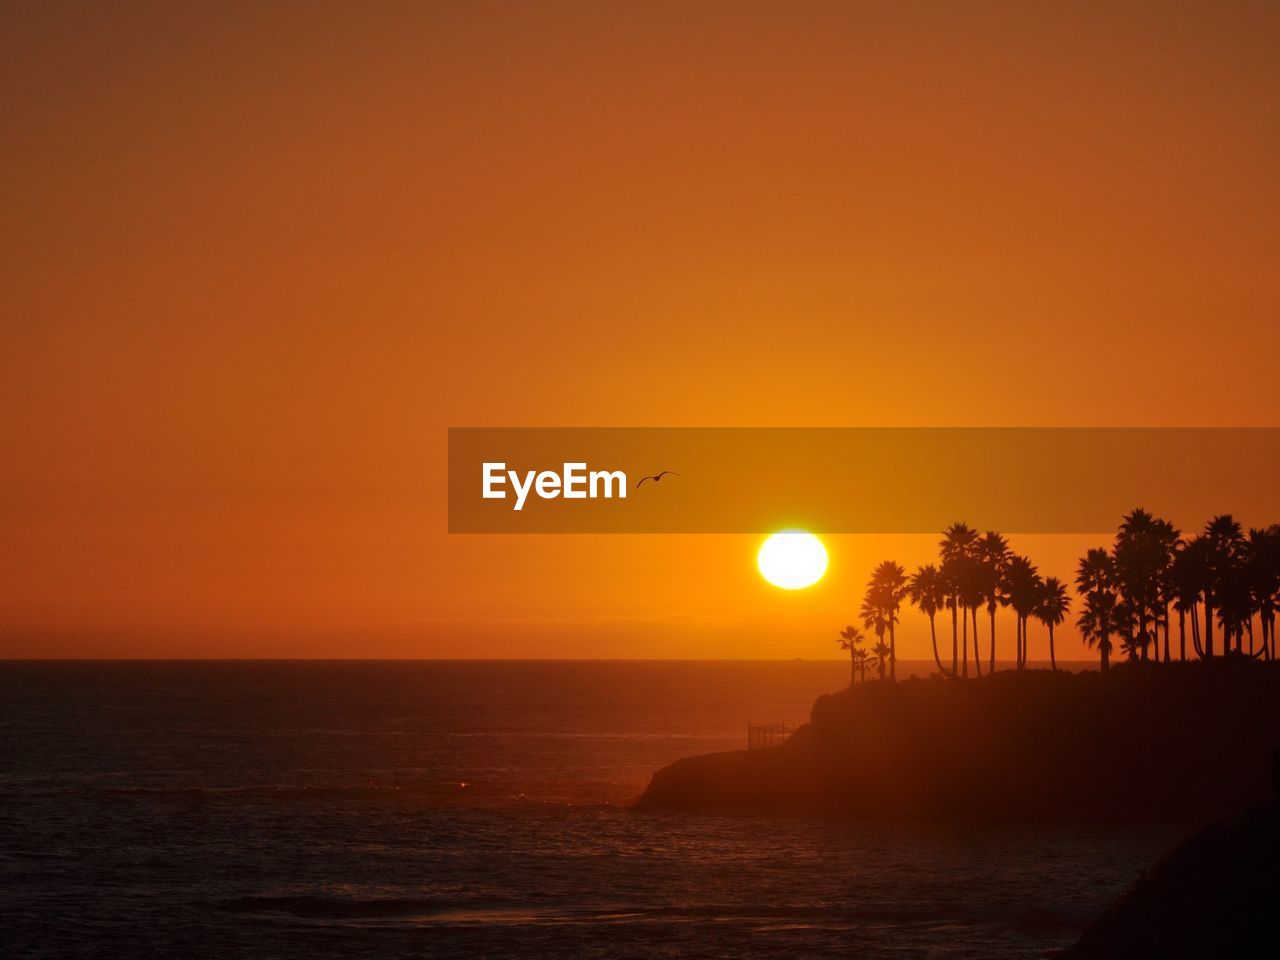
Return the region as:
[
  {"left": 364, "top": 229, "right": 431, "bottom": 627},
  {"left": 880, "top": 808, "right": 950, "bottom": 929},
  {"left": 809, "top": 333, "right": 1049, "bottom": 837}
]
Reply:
[{"left": 447, "top": 428, "right": 1280, "bottom": 533}]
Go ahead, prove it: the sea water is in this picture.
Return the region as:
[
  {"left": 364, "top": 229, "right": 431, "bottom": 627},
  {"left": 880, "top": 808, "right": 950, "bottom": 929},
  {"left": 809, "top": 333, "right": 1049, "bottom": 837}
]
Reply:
[{"left": 0, "top": 660, "right": 1174, "bottom": 959}]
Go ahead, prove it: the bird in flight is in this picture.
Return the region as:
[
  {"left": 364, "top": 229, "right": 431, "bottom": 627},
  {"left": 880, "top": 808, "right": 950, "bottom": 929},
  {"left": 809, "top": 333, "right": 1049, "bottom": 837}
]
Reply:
[{"left": 635, "top": 470, "right": 679, "bottom": 489}]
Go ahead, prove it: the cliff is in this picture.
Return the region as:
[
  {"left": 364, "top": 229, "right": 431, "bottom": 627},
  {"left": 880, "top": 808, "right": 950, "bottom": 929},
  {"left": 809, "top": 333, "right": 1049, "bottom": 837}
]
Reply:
[{"left": 637, "top": 659, "right": 1280, "bottom": 823}]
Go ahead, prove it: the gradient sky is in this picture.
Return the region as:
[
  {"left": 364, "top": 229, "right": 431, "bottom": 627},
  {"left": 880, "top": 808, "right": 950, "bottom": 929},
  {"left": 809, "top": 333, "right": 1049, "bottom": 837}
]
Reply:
[{"left": 3, "top": 1, "right": 1279, "bottom": 658}]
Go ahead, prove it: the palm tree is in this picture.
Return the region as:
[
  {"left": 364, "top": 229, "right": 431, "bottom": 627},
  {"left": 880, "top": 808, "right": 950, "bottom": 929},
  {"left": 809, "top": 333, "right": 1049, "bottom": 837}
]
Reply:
[
  {"left": 1255, "top": 525, "right": 1280, "bottom": 660},
  {"left": 1215, "top": 574, "right": 1253, "bottom": 657},
  {"left": 908, "top": 564, "right": 953, "bottom": 678},
  {"left": 865, "top": 561, "right": 909, "bottom": 682},
  {"left": 852, "top": 647, "right": 874, "bottom": 683},
  {"left": 1078, "top": 588, "right": 1118, "bottom": 673},
  {"left": 978, "top": 531, "right": 1010, "bottom": 673},
  {"left": 837, "top": 625, "right": 865, "bottom": 685},
  {"left": 1203, "top": 514, "right": 1245, "bottom": 656},
  {"left": 1068, "top": 514, "right": 1280, "bottom": 670},
  {"left": 1004, "top": 554, "right": 1041, "bottom": 669},
  {"left": 1114, "top": 509, "right": 1172, "bottom": 662},
  {"left": 1242, "top": 527, "right": 1279, "bottom": 660},
  {"left": 1170, "top": 537, "right": 1202, "bottom": 660},
  {"left": 940, "top": 523, "right": 978, "bottom": 677},
  {"left": 1152, "top": 516, "right": 1180, "bottom": 662},
  {"left": 1076, "top": 548, "right": 1114, "bottom": 594},
  {"left": 860, "top": 595, "right": 887, "bottom": 679},
  {"left": 1114, "top": 598, "right": 1144, "bottom": 661},
  {"left": 1033, "top": 577, "right": 1070, "bottom": 670},
  {"left": 1171, "top": 535, "right": 1211, "bottom": 659},
  {"left": 1076, "top": 548, "right": 1118, "bottom": 674},
  {"left": 872, "top": 639, "right": 890, "bottom": 680},
  {"left": 960, "top": 551, "right": 987, "bottom": 678}
]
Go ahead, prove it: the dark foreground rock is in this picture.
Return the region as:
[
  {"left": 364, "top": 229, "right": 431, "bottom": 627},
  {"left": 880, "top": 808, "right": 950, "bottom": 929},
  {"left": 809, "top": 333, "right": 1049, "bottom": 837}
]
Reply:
[
  {"left": 1059, "top": 787, "right": 1280, "bottom": 959},
  {"left": 637, "top": 658, "right": 1280, "bottom": 823}
]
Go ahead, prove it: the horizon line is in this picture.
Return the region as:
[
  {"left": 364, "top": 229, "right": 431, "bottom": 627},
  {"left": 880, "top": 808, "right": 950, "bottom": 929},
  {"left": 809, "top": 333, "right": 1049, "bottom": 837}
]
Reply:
[{"left": 0, "top": 656, "right": 1101, "bottom": 664}]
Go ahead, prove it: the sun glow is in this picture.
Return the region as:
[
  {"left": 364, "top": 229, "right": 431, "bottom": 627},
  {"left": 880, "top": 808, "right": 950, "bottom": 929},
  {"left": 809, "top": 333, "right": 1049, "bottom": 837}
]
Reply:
[{"left": 756, "top": 531, "right": 828, "bottom": 590}]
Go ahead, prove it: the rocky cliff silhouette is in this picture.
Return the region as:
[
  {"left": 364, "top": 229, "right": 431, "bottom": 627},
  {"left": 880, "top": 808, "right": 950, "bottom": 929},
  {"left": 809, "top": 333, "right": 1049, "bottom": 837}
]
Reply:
[{"left": 637, "top": 660, "right": 1280, "bottom": 823}]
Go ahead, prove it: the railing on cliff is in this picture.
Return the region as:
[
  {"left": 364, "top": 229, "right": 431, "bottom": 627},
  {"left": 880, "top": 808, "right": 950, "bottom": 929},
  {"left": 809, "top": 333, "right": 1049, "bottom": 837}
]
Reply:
[{"left": 747, "top": 722, "right": 792, "bottom": 750}]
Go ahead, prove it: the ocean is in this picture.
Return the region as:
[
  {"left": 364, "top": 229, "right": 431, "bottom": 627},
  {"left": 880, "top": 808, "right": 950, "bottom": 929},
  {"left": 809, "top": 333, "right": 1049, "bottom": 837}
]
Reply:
[{"left": 0, "top": 660, "right": 1174, "bottom": 959}]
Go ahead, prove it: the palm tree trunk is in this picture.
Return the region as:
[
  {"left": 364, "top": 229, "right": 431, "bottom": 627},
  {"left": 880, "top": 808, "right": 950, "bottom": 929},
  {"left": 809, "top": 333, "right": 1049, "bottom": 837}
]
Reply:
[
  {"left": 1178, "top": 608, "right": 1186, "bottom": 661},
  {"left": 929, "top": 615, "right": 952, "bottom": 677},
  {"left": 1204, "top": 599, "right": 1214, "bottom": 657},
  {"left": 1101, "top": 633, "right": 1111, "bottom": 674},
  {"left": 972, "top": 609, "right": 982, "bottom": 677},
  {"left": 988, "top": 608, "right": 997, "bottom": 674},
  {"left": 961, "top": 606, "right": 969, "bottom": 678},
  {"left": 888, "top": 623, "right": 897, "bottom": 682},
  {"left": 950, "top": 602, "right": 958, "bottom": 675},
  {"left": 1191, "top": 602, "right": 1203, "bottom": 657},
  {"left": 1049, "top": 623, "right": 1057, "bottom": 670},
  {"left": 1162, "top": 617, "right": 1171, "bottom": 663},
  {"left": 850, "top": 649, "right": 856, "bottom": 686}
]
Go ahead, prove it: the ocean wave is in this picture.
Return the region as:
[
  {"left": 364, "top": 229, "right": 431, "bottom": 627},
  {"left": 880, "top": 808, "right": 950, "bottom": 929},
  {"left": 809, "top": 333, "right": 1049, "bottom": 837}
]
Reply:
[
  {"left": 214, "top": 895, "right": 473, "bottom": 920},
  {"left": 45, "top": 779, "right": 644, "bottom": 809},
  {"left": 209, "top": 895, "right": 1093, "bottom": 931}
]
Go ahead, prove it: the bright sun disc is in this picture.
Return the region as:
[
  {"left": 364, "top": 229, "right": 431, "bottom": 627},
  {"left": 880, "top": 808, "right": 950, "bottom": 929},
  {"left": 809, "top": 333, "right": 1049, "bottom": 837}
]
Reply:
[{"left": 757, "top": 530, "right": 828, "bottom": 590}]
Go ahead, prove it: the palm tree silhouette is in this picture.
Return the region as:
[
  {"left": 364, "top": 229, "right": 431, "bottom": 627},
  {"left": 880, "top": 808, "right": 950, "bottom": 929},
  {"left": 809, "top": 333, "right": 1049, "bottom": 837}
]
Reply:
[
  {"left": 1170, "top": 537, "right": 1207, "bottom": 660},
  {"left": 940, "top": 523, "right": 978, "bottom": 677},
  {"left": 852, "top": 646, "right": 874, "bottom": 683},
  {"left": 909, "top": 564, "right": 953, "bottom": 678},
  {"left": 1216, "top": 565, "right": 1253, "bottom": 656},
  {"left": 1152, "top": 516, "right": 1179, "bottom": 662},
  {"left": 837, "top": 625, "right": 866, "bottom": 686},
  {"left": 1077, "top": 548, "right": 1118, "bottom": 673},
  {"left": 1251, "top": 525, "right": 1280, "bottom": 660},
  {"left": 1004, "top": 554, "right": 1041, "bottom": 669},
  {"left": 839, "top": 512, "right": 1278, "bottom": 684},
  {"left": 1078, "top": 590, "right": 1117, "bottom": 673},
  {"left": 1241, "top": 527, "right": 1279, "bottom": 660},
  {"left": 1114, "top": 509, "right": 1153, "bottom": 660},
  {"left": 1114, "top": 598, "right": 1145, "bottom": 661},
  {"left": 1034, "top": 577, "right": 1071, "bottom": 670},
  {"left": 860, "top": 595, "right": 887, "bottom": 680},
  {"left": 961, "top": 557, "right": 986, "bottom": 678},
  {"left": 978, "top": 531, "right": 1010, "bottom": 673},
  {"left": 871, "top": 638, "right": 890, "bottom": 681},
  {"left": 864, "top": 561, "right": 909, "bottom": 682},
  {"left": 1203, "top": 514, "right": 1245, "bottom": 656}
]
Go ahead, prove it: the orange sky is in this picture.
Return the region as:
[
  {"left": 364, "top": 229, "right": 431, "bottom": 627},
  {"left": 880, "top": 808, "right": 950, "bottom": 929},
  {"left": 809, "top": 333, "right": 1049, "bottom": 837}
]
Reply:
[{"left": 3, "top": 2, "right": 1279, "bottom": 659}]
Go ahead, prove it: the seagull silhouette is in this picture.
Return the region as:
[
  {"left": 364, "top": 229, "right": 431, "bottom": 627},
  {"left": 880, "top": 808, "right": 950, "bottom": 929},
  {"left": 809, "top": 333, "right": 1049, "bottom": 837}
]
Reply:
[{"left": 635, "top": 470, "right": 679, "bottom": 489}]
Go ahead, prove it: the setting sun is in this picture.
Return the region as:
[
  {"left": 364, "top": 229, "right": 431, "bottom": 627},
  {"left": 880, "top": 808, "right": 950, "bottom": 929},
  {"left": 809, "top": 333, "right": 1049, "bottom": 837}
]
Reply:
[{"left": 757, "top": 531, "right": 828, "bottom": 590}]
